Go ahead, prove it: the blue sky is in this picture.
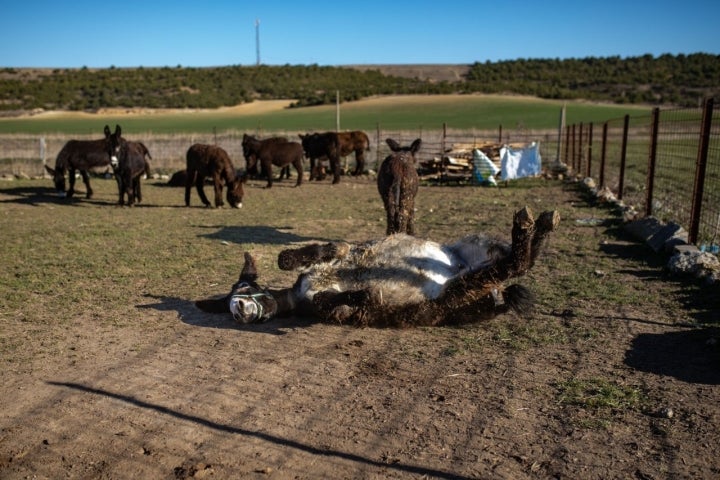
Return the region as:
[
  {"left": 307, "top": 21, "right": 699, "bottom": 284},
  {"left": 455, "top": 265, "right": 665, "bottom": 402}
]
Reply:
[{"left": 1, "top": 0, "right": 718, "bottom": 68}]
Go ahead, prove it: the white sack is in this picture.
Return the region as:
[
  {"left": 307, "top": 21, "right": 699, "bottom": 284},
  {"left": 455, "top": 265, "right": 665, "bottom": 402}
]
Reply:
[{"left": 500, "top": 142, "right": 542, "bottom": 181}]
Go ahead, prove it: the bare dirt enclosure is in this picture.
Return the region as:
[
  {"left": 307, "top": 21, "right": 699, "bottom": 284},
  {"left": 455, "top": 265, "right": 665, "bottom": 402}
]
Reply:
[{"left": 0, "top": 175, "right": 719, "bottom": 479}]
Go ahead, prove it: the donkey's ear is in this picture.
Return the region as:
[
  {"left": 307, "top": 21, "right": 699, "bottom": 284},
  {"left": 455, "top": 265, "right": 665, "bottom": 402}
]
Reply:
[
  {"left": 410, "top": 138, "right": 422, "bottom": 154},
  {"left": 45, "top": 164, "right": 56, "bottom": 175},
  {"left": 104, "top": 125, "right": 111, "bottom": 137},
  {"left": 386, "top": 138, "right": 401, "bottom": 152},
  {"left": 239, "top": 252, "right": 258, "bottom": 283},
  {"left": 114, "top": 124, "right": 122, "bottom": 137},
  {"left": 195, "top": 296, "right": 230, "bottom": 313}
]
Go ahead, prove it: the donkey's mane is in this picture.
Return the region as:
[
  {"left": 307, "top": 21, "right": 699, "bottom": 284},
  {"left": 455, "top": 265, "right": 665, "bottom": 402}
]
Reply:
[{"left": 220, "top": 155, "right": 238, "bottom": 184}]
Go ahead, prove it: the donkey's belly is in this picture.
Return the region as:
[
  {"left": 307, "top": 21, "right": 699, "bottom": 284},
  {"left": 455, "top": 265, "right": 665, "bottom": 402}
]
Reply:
[{"left": 301, "top": 236, "right": 462, "bottom": 306}]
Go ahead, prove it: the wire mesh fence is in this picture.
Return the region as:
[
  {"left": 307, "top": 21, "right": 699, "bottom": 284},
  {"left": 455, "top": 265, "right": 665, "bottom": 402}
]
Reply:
[{"left": 565, "top": 98, "right": 719, "bottom": 248}]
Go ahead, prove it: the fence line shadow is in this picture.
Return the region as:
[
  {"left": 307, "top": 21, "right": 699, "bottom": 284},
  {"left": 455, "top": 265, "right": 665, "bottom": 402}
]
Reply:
[
  {"left": 624, "top": 327, "right": 720, "bottom": 385},
  {"left": 47, "top": 381, "right": 471, "bottom": 480}
]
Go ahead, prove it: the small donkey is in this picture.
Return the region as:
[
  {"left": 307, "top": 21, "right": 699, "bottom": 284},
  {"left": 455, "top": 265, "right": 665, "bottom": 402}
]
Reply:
[
  {"left": 377, "top": 138, "right": 421, "bottom": 235},
  {"left": 195, "top": 206, "right": 560, "bottom": 328}
]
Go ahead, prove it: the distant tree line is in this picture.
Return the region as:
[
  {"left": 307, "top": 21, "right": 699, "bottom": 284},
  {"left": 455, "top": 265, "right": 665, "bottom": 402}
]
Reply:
[
  {"left": 464, "top": 53, "right": 719, "bottom": 106},
  {"left": 0, "top": 53, "right": 716, "bottom": 112}
]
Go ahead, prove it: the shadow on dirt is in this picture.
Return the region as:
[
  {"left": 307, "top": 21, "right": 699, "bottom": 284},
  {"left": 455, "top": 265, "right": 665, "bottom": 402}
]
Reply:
[
  {"left": 599, "top": 237, "right": 667, "bottom": 268},
  {"left": 138, "top": 294, "right": 313, "bottom": 335},
  {"left": 0, "top": 185, "right": 110, "bottom": 206},
  {"left": 197, "top": 224, "right": 333, "bottom": 245},
  {"left": 600, "top": 237, "right": 720, "bottom": 324},
  {"left": 0, "top": 183, "right": 199, "bottom": 208},
  {"left": 46, "top": 380, "right": 472, "bottom": 480},
  {"left": 625, "top": 326, "right": 720, "bottom": 385}
]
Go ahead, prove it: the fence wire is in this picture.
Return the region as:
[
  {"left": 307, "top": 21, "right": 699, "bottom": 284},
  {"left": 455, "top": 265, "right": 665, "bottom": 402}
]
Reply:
[
  {"left": 567, "top": 99, "right": 719, "bottom": 248},
  {"left": 652, "top": 108, "right": 704, "bottom": 234},
  {"left": 699, "top": 105, "right": 720, "bottom": 248}
]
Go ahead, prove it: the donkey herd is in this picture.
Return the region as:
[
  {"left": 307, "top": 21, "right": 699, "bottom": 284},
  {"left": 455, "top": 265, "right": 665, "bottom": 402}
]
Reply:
[
  {"left": 46, "top": 124, "right": 559, "bottom": 327},
  {"left": 45, "top": 124, "right": 373, "bottom": 208}
]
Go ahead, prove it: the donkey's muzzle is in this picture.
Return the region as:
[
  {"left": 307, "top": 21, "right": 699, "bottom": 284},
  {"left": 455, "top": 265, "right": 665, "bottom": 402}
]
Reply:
[{"left": 228, "top": 283, "right": 277, "bottom": 323}]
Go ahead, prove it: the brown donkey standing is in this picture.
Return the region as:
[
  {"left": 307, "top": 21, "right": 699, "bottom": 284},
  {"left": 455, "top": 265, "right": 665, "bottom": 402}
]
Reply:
[
  {"left": 185, "top": 144, "right": 245, "bottom": 208},
  {"left": 377, "top": 138, "right": 422, "bottom": 235}
]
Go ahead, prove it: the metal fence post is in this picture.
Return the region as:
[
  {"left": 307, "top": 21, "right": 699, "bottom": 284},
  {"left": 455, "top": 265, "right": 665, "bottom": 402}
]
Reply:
[
  {"left": 571, "top": 124, "right": 576, "bottom": 171},
  {"left": 689, "top": 97, "right": 714, "bottom": 245},
  {"left": 578, "top": 122, "right": 584, "bottom": 175},
  {"left": 618, "top": 115, "right": 630, "bottom": 200},
  {"left": 600, "top": 122, "right": 608, "bottom": 187},
  {"left": 645, "top": 107, "right": 660, "bottom": 217},
  {"left": 586, "top": 123, "right": 593, "bottom": 178},
  {"left": 441, "top": 122, "right": 447, "bottom": 183},
  {"left": 564, "top": 125, "right": 570, "bottom": 165}
]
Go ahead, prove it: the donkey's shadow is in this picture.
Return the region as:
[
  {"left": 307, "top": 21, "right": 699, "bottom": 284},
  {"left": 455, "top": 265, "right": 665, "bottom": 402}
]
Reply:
[
  {"left": 138, "top": 294, "right": 312, "bottom": 335},
  {"left": 197, "top": 225, "right": 332, "bottom": 246},
  {"left": 0, "top": 185, "right": 109, "bottom": 206}
]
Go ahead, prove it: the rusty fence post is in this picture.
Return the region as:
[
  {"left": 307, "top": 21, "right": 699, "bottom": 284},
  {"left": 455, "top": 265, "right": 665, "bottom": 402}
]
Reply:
[
  {"left": 586, "top": 123, "right": 594, "bottom": 178},
  {"left": 441, "top": 122, "right": 447, "bottom": 184},
  {"left": 689, "top": 97, "right": 714, "bottom": 245},
  {"left": 571, "top": 124, "right": 576, "bottom": 171},
  {"left": 600, "top": 122, "right": 608, "bottom": 187},
  {"left": 578, "top": 122, "right": 584, "bottom": 175},
  {"left": 618, "top": 115, "right": 630, "bottom": 200},
  {"left": 564, "top": 125, "right": 570, "bottom": 165},
  {"left": 645, "top": 108, "right": 660, "bottom": 217}
]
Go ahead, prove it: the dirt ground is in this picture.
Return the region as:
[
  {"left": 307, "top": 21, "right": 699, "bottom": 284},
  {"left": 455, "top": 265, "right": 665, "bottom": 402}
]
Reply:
[{"left": 1, "top": 175, "right": 719, "bottom": 479}]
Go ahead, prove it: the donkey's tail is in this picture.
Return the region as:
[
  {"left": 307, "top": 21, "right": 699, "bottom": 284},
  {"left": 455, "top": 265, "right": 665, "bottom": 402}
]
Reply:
[
  {"left": 392, "top": 177, "right": 402, "bottom": 211},
  {"left": 503, "top": 284, "right": 535, "bottom": 315}
]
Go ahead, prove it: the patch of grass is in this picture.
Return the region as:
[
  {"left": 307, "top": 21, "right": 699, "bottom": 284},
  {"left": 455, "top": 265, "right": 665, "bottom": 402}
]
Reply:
[
  {"left": 557, "top": 378, "right": 646, "bottom": 411},
  {"left": 577, "top": 418, "right": 612, "bottom": 429},
  {"left": 440, "top": 345, "right": 461, "bottom": 357},
  {"left": 489, "top": 320, "right": 570, "bottom": 351},
  {"left": 437, "top": 318, "right": 575, "bottom": 355}
]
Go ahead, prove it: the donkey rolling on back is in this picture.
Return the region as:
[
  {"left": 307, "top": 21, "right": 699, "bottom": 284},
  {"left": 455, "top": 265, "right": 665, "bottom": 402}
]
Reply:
[
  {"left": 195, "top": 206, "right": 560, "bottom": 328},
  {"left": 45, "top": 124, "right": 117, "bottom": 199},
  {"left": 185, "top": 144, "right": 246, "bottom": 208},
  {"left": 377, "top": 138, "right": 421, "bottom": 235}
]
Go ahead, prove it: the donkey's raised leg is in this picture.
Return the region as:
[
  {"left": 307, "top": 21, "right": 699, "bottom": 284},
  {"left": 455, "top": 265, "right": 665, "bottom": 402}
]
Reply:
[
  {"left": 277, "top": 242, "right": 350, "bottom": 270},
  {"left": 446, "top": 206, "right": 558, "bottom": 293},
  {"left": 530, "top": 210, "right": 561, "bottom": 266}
]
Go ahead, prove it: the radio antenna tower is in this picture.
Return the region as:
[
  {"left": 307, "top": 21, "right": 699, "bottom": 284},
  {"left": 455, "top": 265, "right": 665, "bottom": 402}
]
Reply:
[{"left": 255, "top": 19, "right": 261, "bottom": 66}]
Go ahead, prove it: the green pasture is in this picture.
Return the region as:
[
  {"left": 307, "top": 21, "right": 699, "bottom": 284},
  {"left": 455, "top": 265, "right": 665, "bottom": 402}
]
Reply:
[{"left": 0, "top": 95, "right": 651, "bottom": 135}]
